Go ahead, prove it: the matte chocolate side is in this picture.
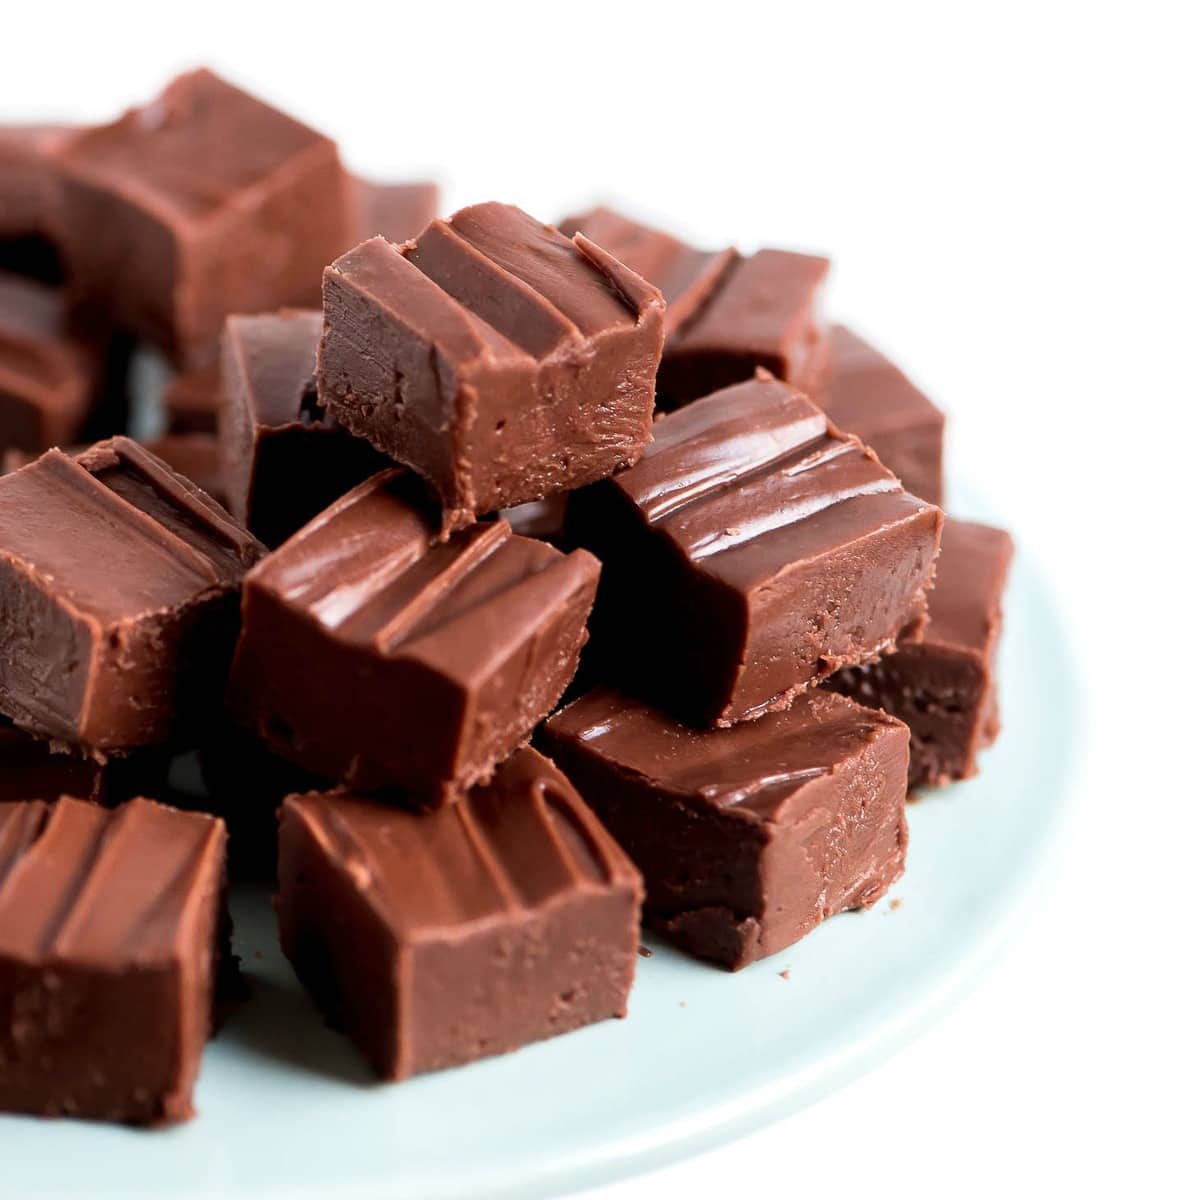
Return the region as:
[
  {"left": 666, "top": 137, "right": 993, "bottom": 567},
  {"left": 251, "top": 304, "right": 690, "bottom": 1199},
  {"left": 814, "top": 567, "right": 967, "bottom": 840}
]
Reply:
[
  {"left": 51, "top": 69, "right": 354, "bottom": 366},
  {"left": 318, "top": 202, "right": 665, "bottom": 531},
  {"left": 0, "top": 437, "right": 263, "bottom": 752},
  {"left": 829, "top": 518, "right": 1014, "bottom": 787},
  {"left": 218, "top": 309, "right": 389, "bottom": 547},
  {"left": 0, "top": 796, "right": 227, "bottom": 1124}
]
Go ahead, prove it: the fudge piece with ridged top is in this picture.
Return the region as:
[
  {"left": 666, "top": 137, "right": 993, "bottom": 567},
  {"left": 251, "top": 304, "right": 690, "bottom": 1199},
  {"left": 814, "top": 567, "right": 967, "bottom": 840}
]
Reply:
[
  {"left": 560, "top": 206, "right": 830, "bottom": 410},
  {"left": 316, "top": 202, "right": 666, "bottom": 532},
  {"left": 0, "top": 436, "right": 264, "bottom": 753},
  {"left": 277, "top": 746, "right": 642, "bottom": 1079},
  {"left": 568, "top": 372, "right": 943, "bottom": 728},
  {"left": 226, "top": 469, "right": 601, "bottom": 803},
  {"left": 541, "top": 687, "right": 907, "bottom": 970},
  {"left": 0, "top": 796, "right": 228, "bottom": 1124}
]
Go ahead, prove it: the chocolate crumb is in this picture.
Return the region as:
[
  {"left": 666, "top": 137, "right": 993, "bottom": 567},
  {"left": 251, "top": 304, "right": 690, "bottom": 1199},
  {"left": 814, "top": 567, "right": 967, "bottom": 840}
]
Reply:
[
  {"left": 637, "top": 945, "right": 652, "bottom": 959},
  {"left": 778, "top": 969, "right": 790, "bottom": 980}
]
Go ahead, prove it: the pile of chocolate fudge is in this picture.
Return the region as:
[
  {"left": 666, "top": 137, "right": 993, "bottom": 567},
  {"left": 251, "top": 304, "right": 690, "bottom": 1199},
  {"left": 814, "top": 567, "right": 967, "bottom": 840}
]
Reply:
[{"left": 0, "top": 70, "right": 1013, "bottom": 1125}]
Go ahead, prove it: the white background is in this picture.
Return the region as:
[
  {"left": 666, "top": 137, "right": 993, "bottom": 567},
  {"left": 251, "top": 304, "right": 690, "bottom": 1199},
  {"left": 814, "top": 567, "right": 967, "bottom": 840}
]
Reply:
[{"left": 6, "top": 2, "right": 1197, "bottom": 1196}]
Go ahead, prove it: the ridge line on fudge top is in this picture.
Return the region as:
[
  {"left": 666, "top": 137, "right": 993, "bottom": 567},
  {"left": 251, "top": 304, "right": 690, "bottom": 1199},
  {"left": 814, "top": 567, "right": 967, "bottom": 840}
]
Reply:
[
  {"left": 222, "top": 309, "right": 324, "bottom": 429},
  {"left": 0, "top": 795, "right": 223, "bottom": 963},
  {"left": 284, "top": 747, "right": 636, "bottom": 935},
  {"left": 0, "top": 440, "right": 261, "bottom": 625},
  {"left": 325, "top": 203, "right": 654, "bottom": 371},
  {"left": 922, "top": 518, "right": 1015, "bottom": 653},
  {"left": 826, "top": 325, "right": 945, "bottom": 438},
  {"left": 560, "top": 206, "right": 738, "bottom": 339},
  {"left": 50, "top": 68, "right": 340, "bottom": 224},
  {"left": 609, "top": 374, "right": 906, "bottom": 564},
  {"left": 253, "top": 469, "right": 590, "bottom": 654},
  {"left": 545, "top": 687, "right": 905, "bottom": 822}
]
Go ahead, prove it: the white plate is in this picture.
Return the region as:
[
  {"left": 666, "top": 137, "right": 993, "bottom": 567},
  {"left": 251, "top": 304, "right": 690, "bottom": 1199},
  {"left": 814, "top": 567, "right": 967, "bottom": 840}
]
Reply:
[{"left": 1, "top": 516, "right": 1072, "bottom": 1200}]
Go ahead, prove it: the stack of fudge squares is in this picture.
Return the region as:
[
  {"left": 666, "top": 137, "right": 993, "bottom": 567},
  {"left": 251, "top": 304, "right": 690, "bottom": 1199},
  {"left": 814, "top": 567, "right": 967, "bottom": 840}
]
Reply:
[{"left": 0, "top": 71, "right": 1013, "bottom": 1125}]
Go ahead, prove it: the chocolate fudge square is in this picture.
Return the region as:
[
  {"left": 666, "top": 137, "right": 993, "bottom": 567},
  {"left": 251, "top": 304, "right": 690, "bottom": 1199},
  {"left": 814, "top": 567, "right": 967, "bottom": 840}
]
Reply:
[
  {"left": 51, "top": 69, "right": 353, "bottom": 366},
  {"left": 226, "top": 469, "right": 600, "bottom": 803},
  {"left": 0, "top": 796, "right": 227, "bottom": 1124},
  {"left": 542, "top": 687, "right": 908, "bottom": 970},
  {"left": 568, "top": 372, "right": 943, "bottom": 728},
  {"left": 218, "top": 309, "right": 389, "bottom": 548},
  {"left": 317, "top": 202, "right": 665, "bottom": 531},
  {"left": 0, "top": 437, "right": 263, "bottom": 753},
  {"left": 821, "top": 325, "right": 945, "bottom": 505},
  {"left": 829, "top": 517, "right": 1014, "bottom": 788},
  {"left": 276, "top": 747, "right": 642, "bottom": 1080},
  {"left": 0, "top": 272, "right": 99, "bottom": 453},
  {"left": 562, "top": 206, "right": 830, "bottom": 410}
]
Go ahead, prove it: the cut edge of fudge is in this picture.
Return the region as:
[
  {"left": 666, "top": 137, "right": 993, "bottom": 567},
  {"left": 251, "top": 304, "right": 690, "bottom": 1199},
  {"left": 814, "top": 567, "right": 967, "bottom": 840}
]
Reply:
[
  {"left": 318, "top": 201, "right": 665, "bottom": 531},
  {"left": 828, "top": 516, "right": 1014, "bottom": 788}
]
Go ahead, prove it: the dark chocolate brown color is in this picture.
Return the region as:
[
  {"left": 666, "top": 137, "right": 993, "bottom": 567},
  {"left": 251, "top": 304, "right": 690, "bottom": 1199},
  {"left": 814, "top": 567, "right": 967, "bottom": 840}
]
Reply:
[
  {"left": 0, "top": 437, "right": 263, "bottom": 753},
  {"left": 562, "top": 206, "right": 830, "bottom": 410},
  {"left": 0, "top": 272, "right": 98, "bottom": 452},
  {"left": 227, "top": 469, "right": 601, "bottom": 802},
  {"left": 51, "top": 70, "right": 354, "bottom": 367},
  {"left": 821, "top": 325, "right": 945, "bottom": 505},
  {"left": 0, "top": 796, "right": 227, "bottom": 1124},
  {"left": 829, "top": 517, "right": 1014, "bottom": 787},
  {"left": 218, "top": 309, "right": 389, "bottom": 547},
  {"left": 569, "top": 372, "right": 943, "bottom": 727},
  {"left": 317, "top": 203, "right": 665, "bottom": 531},
  {"left": 542, "top": 687, "right": 908, "bottom": 969},
  {"left": 276, "top": 747, "right": 642, "bottom": 1080}
]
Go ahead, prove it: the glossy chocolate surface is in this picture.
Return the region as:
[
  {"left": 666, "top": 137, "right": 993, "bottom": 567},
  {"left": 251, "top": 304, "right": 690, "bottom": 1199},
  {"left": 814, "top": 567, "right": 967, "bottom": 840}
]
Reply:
[
  {"left": 318, "top": 202, "right": 665, "bottom": 531},
  {"left": 569, "top": 373, "right": 943, "bottom": 727},
  {"left": 829, "top": 517, "right": 1013, "bottom": 787},
  {"left": 821, "top": 325, "right": 945, "bottom": 504},
  {"left": 560, "top": 206, "right": 735, "bottom": 339},
  {"left": 218, "top": 309, "right": 389, "bottom": 547},
  {"left": 0, "top": 796, "right": 226, "bottom": 1123},
  {"left": 52, "top": 69, "right": 353, "bottom": 366},
  {"left": 227, "top": 469, "right": 600, "bottom": 801},
  {"left": 0, "top": 437, "right": 263, "bottom": 751},
  {"left": 562, "top": 206, "right": 829, "bottom": 409},
  {"left": 277, "top": 746, "right": 642, "bottom": 1079},
  {"left": 542, "top": 687, "right": 908, "bottom": 969}
]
